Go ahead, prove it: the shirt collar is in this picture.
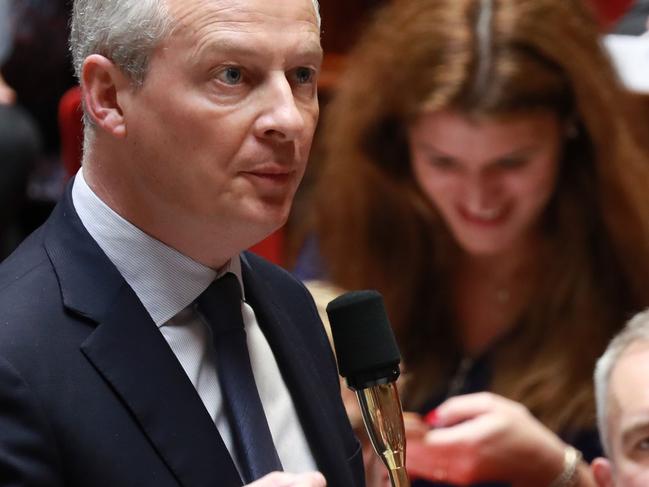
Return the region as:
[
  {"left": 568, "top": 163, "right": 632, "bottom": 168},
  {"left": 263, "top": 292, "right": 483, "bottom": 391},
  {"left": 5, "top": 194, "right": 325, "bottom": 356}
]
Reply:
[{"left": 71, "top": 168, "right": 244, "bottom": 326}]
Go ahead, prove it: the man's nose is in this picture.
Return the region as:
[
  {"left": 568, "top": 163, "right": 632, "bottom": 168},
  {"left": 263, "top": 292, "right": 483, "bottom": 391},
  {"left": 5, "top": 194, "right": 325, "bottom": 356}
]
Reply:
[{"left": 254, "top": 75, "right": 306, "bottom": 142}]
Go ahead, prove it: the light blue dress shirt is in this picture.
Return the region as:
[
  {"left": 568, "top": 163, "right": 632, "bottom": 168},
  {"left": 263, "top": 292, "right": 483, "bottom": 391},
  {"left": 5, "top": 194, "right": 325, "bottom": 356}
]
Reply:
[{"left": 72, "top": 168, "right": 317, "bottom": 478}]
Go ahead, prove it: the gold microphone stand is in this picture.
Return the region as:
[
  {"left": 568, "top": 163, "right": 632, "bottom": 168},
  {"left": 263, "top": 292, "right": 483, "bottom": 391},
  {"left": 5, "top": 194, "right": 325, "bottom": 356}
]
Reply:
[{"left": 356, "top": 383, "right": 411, "bottom": 487}]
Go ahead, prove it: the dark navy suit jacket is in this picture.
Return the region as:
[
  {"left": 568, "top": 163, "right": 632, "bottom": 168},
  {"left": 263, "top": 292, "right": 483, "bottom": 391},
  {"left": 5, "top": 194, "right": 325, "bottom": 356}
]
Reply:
[{"left": 0, "top": 186, "right": 365, "bottom": 487}]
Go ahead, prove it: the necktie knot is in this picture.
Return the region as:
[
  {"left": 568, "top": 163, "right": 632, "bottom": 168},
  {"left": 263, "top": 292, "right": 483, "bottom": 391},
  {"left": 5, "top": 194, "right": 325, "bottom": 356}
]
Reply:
[{"left": 197, "top": 272, "right": 244, "bottom": 335}]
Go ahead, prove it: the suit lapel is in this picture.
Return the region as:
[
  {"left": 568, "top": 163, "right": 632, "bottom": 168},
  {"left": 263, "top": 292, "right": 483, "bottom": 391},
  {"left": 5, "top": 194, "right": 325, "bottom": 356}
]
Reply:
[
  {"left": 80, "top": 285, "right": 242, "bottom": 487},
  {"left": 44, "top": 185, "right": 242, "bottom": 487},
  {"left": 241, "top": 257, "right": 356, "bottom": 487}
]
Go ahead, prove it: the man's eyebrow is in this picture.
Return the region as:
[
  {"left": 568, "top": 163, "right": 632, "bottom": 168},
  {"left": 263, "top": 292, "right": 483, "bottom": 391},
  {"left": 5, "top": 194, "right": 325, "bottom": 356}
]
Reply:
[
  {"left": 192, "top": 36, "right": 323, "bottom": 63},
  {"left": 621, "top": 416, "right": 649, "bottom": 446}
]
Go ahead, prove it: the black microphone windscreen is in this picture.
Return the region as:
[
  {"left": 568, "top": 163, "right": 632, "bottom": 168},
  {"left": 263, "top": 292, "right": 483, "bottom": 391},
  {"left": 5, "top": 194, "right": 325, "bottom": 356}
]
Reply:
[{"left": 326, "top": 290, "right": 401, "bottom": 389}]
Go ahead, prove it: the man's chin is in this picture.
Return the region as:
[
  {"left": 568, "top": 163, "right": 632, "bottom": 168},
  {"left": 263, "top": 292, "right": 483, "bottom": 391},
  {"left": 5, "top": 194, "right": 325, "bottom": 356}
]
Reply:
[
  {"left": 243, "top": 211, "right": 288, "bottom": 243},
  {"left": 249, "top": 197, "right": 292, "bottom": 225}
]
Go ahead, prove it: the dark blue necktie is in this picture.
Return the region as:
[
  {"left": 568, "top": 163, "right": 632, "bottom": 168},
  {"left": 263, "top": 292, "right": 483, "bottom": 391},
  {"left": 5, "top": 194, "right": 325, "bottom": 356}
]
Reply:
[{"left": 197, "top": 272, "right": 283, "bottom": 483}]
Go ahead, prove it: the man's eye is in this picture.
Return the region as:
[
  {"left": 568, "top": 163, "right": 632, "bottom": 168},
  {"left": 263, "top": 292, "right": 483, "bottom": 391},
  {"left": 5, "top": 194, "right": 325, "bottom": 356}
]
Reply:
[
  {"left": 217, "top": 67, "right": 243, "bottom": 85},
  {"left": 293, "top": 67, "right": 315, "bottom": 84},
  {"left": 637, "top": 438, "right": 649, "bottom": 451}
]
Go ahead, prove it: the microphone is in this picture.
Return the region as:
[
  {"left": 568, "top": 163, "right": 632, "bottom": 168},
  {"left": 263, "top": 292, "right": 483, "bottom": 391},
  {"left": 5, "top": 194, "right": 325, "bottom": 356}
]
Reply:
[{"left": 326, "top": 290, "right": 410, "bottom": 487}]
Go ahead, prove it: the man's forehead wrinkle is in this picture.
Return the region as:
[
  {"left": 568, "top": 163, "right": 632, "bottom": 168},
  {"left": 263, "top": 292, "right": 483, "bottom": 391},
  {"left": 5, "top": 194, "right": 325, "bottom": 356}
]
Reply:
[
  {"left": 168, "top": 3, "right": 231, "bottom": 38},
  {"left": 184, "top": 22, "right": 321, "bottom": 64},
  {"left": 162, "top": 0, "right": 322, "bottom": 68},
  {"left": 185, "top": 19, "right": 319, "bottom": 39},
  {"left": 170, "top": 19, "right": 320, "bottom": 61},
  {"left": 168, "top": 0, "right": 319, "bottom": 35}
]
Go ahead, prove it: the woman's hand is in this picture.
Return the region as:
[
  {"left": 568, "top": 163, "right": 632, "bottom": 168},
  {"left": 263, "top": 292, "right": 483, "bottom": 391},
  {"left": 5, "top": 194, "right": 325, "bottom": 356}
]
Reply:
[{"left": 404, "top": 392, "right": 593, "bottom": 487}]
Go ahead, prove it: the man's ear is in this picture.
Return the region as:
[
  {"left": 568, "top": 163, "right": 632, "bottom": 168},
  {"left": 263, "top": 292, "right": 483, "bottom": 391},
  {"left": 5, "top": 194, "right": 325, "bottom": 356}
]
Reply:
[
  {"left": 81, "top": 54, "right": 131, "bottom": 138},
  {"left": 592, "top": 457, "right": 615, "bottom": 487}
]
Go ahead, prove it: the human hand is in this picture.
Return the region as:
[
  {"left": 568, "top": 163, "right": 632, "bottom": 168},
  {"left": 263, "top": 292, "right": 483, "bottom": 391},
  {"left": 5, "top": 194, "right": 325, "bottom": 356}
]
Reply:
[
  {"left": 246, "top": 471, "right": 326, "bottom": 487},
  {"left": 404, "top": 392, "right": 570, "bottom": 487}
]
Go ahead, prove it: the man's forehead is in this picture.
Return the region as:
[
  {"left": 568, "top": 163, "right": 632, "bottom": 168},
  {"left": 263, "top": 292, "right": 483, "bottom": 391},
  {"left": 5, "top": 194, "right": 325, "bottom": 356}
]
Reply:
[
  {"left": 610, "top": 342, "right": 649, "bottom": 429},
  {"left": 612, "top": 342, "right": 649, "bottom": 391},
  {"left": 160, "top": 0, "right": 321, "bottom": 64},
  {"left": 166, "top": 0, "right": 319, "bottom": 29},
  {"left": 163, "top": 0, "right": 320, "bottom": 54}
]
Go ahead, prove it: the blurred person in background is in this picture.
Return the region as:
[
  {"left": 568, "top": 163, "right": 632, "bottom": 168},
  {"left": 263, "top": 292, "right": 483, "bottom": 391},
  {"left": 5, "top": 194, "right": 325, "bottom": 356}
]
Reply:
[
  {"left": 1, "top": 0, "right": 76, "bottom": 249},
  {"left": 0, "top": 0, "right": 14, "bottom": 104},
  {"left": 592, "top": 309, "right": 649, "bottom": 487},
  {"left": 0, "top": 0, "right": 41, "bottom": 260},
  {"left": 297, "top": 0, "right": 649, "bottom": 485},
  {"left": 2, "top": 0, "right": 74, "bottom": 157}
]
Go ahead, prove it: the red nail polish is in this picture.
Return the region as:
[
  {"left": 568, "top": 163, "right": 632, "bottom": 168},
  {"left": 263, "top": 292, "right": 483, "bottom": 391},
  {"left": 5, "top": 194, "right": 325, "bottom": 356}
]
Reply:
[{"left": 424, "top": 409, "right": 438, "bottom": 426}]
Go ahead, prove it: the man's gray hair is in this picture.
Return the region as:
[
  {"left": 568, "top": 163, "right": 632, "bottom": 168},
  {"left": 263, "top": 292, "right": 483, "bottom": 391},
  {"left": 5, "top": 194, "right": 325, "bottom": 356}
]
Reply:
[
  {"left": 594, "top": 308, "right": 649, "bottom": 456},
  {"left": 70, "top": 0, "right": 173, "bottom": 86},
  {"left": 70, "top": 0, "right": 321, "bottom": 86}
]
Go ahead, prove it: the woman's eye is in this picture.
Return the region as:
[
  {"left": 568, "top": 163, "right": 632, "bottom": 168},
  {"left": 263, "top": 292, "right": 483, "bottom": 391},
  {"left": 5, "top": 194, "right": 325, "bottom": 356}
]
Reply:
[
  {"left": 430, "top": 157, "right": 456, "bottom": 169},
  {"left": 217, "top": 67, "right": 243, "bottom": 85},
  {"left": 498, "top": 157, "right": 526, "bottom": 169}
]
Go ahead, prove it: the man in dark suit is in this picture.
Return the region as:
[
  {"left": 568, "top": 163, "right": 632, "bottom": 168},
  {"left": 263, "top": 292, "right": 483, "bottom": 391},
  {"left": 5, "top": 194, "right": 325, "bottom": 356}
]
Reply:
[{"left": 0, "top": 0, "right": 364, "bottom": 486}]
